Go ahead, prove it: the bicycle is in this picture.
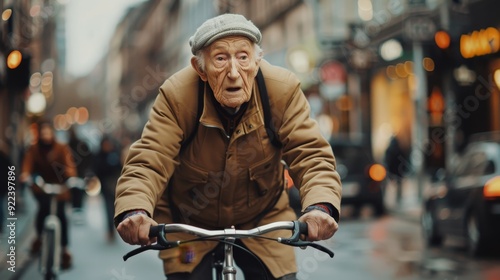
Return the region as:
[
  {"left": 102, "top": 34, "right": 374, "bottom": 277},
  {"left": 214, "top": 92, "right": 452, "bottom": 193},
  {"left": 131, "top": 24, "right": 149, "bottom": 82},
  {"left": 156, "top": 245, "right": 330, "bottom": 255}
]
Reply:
[
  {"left": 123, "top": 221, "right": 334, "bottom": 280},
  {"left": 33, "top": 175, "right": 85, "bottom": 280}
]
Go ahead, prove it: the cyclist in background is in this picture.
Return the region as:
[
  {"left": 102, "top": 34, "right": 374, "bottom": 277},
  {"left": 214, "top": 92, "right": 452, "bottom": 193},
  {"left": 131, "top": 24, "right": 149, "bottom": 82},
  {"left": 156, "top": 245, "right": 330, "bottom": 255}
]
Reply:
[
  {"left": 20, "top": 119, "right": 76, "bottom": 269},
  {"left": 115, "top": 14, "right": 342, "bottom": 280}
]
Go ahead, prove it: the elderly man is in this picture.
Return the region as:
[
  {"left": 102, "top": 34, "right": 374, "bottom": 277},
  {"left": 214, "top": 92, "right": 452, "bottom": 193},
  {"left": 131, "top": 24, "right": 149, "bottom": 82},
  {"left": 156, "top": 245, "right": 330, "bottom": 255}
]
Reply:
[{"left": 115, "top": 13, "right": 341, "bottom": 280}]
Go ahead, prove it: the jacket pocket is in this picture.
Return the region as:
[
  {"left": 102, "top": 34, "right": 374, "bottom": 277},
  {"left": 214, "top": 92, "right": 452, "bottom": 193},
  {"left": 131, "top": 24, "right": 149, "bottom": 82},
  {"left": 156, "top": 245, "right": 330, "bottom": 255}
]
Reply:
[
  {"left": 248, "top": 156, "right": 283, "bottom": 207},
  {"left": 174, "top": 160, "right": 209, "bottom": 191},
  {"left": 169, "top": 160, "right": 213, "bottom": 223}
]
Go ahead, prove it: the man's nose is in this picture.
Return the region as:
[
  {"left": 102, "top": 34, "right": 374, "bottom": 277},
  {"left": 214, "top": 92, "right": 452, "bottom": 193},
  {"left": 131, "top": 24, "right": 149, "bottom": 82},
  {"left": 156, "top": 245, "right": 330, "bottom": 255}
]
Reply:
[{"left": 227, "top": 58, "right": 240, "bottom": 79}]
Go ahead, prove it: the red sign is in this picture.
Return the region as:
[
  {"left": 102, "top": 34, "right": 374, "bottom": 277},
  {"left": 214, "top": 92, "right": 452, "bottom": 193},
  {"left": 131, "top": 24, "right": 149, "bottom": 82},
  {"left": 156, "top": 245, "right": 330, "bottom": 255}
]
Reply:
[{"left": 319, "top": 61, "right": 346, "bottom": 84}]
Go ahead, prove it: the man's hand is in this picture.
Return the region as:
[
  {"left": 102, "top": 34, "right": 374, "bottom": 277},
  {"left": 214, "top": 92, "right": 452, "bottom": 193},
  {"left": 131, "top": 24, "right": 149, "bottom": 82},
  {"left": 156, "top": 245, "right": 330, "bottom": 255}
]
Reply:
[
  {"left": 298, "top": 210, "right": 338, "bottom": 241},
  {"left": 117, "top": 213, "right": 158, "bottom": 246}
]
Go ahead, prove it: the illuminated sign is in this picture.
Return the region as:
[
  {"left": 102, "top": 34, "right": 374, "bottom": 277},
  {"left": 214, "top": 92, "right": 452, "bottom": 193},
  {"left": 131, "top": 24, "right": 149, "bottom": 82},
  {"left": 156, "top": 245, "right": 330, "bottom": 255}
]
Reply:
[{"left": 460, "top": 27, "right": 500, "bottom": 59}]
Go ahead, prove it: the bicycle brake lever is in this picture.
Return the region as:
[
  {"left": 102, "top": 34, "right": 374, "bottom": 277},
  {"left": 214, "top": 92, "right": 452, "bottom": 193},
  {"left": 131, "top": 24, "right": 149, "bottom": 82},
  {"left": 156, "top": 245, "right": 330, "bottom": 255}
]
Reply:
[
  {"left": 123, "top": 224, "right": 180, "bottom": 261},
  {"left": 123, "top": 244, "right": 164, "bottom": 261},
  {"left": 279, "top": 239, "right": 334, "bottom": 258},
  {"left": 123, "top": 241, "right": 180, "bottom": 261},
  {"left": 305, "top": 242, "right": 334, "bottom": 258}
]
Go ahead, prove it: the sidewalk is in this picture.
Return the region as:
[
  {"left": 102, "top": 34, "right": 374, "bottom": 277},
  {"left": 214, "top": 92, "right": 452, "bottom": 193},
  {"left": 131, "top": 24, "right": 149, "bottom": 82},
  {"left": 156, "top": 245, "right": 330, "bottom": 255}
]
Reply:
[
  {"left": 13, "top": 194, "right": 165, "bottom": 280},
  {"left": 0, "top": 190, "right": 37, "bottom": 279},
  {"left": 383, "top": 176, "right": 427, "bottom": 223}
]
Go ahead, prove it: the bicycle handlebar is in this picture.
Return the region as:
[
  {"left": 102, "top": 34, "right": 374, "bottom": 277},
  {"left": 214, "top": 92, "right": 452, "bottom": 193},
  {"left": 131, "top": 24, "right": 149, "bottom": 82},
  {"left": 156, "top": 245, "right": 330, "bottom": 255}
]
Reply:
[
  {"left": 123, "top": 221, "right": 334, "bottom": 261},
  {"left": 148, "top": 221, "right": 308, "bottom": 238},
  {"left": 30, "top": 176, "right": 87, "bottom": 195}
]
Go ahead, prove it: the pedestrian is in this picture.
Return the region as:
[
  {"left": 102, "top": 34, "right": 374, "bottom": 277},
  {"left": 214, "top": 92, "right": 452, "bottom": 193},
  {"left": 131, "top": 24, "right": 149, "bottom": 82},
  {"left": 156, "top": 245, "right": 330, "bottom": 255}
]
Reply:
[
  {"left": 67, "top": 126, "right": 93, "bottom": 223},
  {"left": 115, "top": 13, "right": 342, "bottom": 280},
  {"left": 384, "top": 135, "right": 408, "bottom": 207},
  {"left": 20, "top": 119, "right": 76, "bottom": 269},
  {"left": 94, "top": 135, "right": 122, "bottom": 242}
]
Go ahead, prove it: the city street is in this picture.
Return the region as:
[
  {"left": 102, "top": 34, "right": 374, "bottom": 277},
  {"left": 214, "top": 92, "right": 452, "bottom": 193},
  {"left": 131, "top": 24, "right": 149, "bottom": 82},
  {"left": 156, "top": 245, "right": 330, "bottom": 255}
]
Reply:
[
  {"left": 5, "top": 193, "right": 499, "bottom": 280},
  {"left": 7, "top": 194, "right": 163, "bottom": 280},
  {"left": 3, "top": 1, "right": 500, "bottom": 279}
]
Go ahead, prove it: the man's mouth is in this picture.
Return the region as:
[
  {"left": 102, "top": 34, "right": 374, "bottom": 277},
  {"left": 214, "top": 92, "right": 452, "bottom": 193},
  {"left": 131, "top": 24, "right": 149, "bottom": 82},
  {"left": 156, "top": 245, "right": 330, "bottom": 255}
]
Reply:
[{"left": 226, "top": 87, "right": 242, "bottom": 92}]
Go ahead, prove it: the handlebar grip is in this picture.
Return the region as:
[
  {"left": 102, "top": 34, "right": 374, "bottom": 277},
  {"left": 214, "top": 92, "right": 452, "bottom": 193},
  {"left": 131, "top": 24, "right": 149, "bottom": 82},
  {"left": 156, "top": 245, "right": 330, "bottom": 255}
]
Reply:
[
  {"left": 149, "top": 225, "right": 161, "bottom": 238},
  {"left": 298, "top": 221, "right": 308, "bottom": 235}
]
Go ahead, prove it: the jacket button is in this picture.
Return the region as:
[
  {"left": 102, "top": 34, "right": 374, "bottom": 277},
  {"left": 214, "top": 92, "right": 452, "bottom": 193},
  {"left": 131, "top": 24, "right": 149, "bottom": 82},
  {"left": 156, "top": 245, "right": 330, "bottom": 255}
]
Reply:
[
  {"left": 260, "top": 189, "right": 268, "bottom": 195},
  {"left": 249, "top": 124, "right": 253, "bottom": 129},
  {"left": 236, "top": 129, "right": 241, "bottom": 134}
]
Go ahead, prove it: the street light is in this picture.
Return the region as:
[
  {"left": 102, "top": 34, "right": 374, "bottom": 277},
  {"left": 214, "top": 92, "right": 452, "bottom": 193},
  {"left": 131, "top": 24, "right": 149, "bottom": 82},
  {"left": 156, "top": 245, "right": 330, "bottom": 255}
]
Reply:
[
  {"left": 494, "top": 69, "right": 500, "bottom": 90},
  {"left": 26, "top": 92, "right": 47, "bottom": 116},
  {"left": 380, "top": 39, "right": 403, "bottom": 61},
  {"left": 5, "top": 49, "right": 31, "bottom": 90},
  {"left": 7, "top": 50, "right": 22, "bottom": 69}
]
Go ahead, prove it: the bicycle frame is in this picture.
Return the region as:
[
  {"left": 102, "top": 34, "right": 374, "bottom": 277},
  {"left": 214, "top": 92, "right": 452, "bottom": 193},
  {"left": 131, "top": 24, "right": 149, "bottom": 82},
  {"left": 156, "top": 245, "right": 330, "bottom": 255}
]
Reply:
[
  {"left": 34, "top": 176, "right": 86, "bottom": 280},
  {"left": 39, "top": 190, "right": 62, "bottom": 279},
  {"left": 124, "top": 221, "right": 334, "bottom": 280}
]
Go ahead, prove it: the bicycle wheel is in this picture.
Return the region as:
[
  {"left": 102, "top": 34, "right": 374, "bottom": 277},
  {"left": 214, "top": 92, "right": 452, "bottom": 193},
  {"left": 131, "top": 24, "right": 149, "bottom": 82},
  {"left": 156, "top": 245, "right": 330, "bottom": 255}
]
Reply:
[{"left": 41, "top": 229, "right": 57, "bottom": 280}]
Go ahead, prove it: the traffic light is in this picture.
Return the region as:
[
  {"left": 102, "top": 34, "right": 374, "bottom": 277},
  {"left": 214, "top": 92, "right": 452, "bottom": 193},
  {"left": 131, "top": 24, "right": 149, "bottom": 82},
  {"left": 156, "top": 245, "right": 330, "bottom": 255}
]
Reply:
[{"left": 5, "top": 49, "right": 31, "bottom": 90}]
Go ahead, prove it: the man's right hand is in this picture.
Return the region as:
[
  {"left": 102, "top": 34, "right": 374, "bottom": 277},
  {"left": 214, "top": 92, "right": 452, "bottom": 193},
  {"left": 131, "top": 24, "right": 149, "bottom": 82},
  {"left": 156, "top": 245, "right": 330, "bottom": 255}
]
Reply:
[{"left": 116, "top": 213, "right": 158, "bottom": 246}]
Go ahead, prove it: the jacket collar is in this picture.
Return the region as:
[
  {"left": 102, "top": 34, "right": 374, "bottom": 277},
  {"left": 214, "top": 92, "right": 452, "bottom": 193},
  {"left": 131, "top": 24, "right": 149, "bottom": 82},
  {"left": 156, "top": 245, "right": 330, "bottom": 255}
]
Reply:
[{"left": 199, "top": 74, "right": 265, "bottom": 138}]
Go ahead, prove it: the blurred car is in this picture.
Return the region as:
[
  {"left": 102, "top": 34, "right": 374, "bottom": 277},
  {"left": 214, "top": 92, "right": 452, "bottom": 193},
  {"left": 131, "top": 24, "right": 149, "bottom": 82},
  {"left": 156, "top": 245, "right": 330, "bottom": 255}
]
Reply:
[
  {"left": 330, "top": 140, "right": 387, "bottom": 217},
  {"left": 421, "top": 134, "right": 500, "bottom": 256}
]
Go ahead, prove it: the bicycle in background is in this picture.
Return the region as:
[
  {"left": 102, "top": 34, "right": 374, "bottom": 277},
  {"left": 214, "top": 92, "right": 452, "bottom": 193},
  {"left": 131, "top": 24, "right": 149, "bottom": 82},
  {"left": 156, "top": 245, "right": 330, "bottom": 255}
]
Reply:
[
  {"left": 124, "top": 221, "right": 334, "bottom": 280},
  {"left": 33, "top": 176, "right": 86, "bottom": 280}
]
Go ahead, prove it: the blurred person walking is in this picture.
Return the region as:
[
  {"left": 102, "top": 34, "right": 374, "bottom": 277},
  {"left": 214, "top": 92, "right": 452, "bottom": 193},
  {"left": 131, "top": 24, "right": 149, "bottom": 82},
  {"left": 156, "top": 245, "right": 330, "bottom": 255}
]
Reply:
[
  {"left": 384, "top": 135, "right": 409, "bottom": 207},
  {"left": 94, "top": 135, "right": 122, "bottom": 242},
  {"left": 20, "top": 120, "right": 77, "bottom": 269},
  {"left": 68, "top": 126, "right": 93, "bottom": 223}
]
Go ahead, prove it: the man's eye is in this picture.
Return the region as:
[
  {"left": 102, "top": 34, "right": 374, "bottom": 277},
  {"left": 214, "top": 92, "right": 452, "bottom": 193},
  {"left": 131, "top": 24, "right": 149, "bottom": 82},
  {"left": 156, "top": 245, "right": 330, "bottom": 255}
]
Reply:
[
  {"left": 239, "top": 55, "right": 248, "bottom": 60},
  {"left": 215, "top": 56, "right": 225, "bottom": 61}
]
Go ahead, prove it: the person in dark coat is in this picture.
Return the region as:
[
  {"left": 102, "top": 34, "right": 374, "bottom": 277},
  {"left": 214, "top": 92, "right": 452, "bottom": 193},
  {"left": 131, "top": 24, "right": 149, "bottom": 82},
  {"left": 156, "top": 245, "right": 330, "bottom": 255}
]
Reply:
[
  {"left": 67, "top": 126, "right": 93, "bottom": 222},
  {"left": 94, "top": 135, "right": 122, "bottom": 241},
  {"left": 384, "top": 135, "right": 409, "bottom": 206}
]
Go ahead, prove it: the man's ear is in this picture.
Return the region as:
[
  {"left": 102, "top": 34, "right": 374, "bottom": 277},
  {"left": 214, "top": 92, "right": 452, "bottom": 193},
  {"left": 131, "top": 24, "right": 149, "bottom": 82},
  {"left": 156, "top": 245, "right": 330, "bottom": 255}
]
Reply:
[
  {"left": 253, "top": 55, "right": 262, "bottom": 78},
  {"left": 191, "top": 57, "right": 208, "bottom": 81}
]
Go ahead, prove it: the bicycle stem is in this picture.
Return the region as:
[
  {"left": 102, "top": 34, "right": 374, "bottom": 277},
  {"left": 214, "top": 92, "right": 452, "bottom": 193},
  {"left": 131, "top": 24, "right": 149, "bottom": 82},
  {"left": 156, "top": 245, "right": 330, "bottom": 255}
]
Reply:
[{"left": 223, "top": 236, "right": 237, "bottom": 280}]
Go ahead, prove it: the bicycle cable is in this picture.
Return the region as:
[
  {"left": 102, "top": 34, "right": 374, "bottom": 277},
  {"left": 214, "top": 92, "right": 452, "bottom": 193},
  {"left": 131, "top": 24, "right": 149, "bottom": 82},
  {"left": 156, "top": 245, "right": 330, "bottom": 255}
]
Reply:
[
  {"left": 165, "top": 233, "right": 316, "bottom": 280},
  {"left": 124, "top": 222, "right": 334, "bottom": 278},
  {"left": 209, "top": 238, "right": 270, "bottom": 280}
]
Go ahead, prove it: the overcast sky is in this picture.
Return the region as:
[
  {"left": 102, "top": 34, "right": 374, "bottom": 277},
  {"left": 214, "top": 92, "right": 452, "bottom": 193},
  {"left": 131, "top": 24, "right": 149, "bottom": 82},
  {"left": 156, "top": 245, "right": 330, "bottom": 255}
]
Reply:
[{"left": 65, "top": 0, "right": 146, "bottom": 77}]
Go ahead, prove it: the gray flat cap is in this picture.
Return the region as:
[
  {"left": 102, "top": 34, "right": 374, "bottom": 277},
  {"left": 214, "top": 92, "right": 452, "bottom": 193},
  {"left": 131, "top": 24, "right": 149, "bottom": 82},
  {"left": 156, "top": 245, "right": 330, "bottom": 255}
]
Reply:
[{"left": 189, "top": 13, "right": 262, "bottom": 55}]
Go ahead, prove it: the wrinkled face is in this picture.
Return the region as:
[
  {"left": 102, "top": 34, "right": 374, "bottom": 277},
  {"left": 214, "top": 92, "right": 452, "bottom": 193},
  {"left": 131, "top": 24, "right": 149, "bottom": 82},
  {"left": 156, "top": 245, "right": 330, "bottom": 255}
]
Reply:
[{"left": 193, "top": 36, "right": 261, "bottom": 109}]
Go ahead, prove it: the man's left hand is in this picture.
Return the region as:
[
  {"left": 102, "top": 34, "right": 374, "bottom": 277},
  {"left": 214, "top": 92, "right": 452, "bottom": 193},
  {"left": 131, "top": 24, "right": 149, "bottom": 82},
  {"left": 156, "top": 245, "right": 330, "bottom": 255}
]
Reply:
[{"left": 298, "top": 210, "right": 338, "bottom": 241}]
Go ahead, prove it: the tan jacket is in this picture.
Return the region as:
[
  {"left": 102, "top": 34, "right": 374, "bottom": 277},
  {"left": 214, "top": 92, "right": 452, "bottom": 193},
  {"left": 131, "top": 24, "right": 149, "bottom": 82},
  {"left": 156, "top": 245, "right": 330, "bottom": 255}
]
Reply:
[{"left": 115, "top": 60, "right": 342, "bottom": 277}]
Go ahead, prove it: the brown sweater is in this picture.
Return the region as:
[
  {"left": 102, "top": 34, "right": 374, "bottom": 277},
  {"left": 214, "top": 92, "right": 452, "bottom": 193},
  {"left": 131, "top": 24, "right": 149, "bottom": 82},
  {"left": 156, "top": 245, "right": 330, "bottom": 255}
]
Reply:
[{"left": 22, "top": 141, "right": 77, "bottom": 184}]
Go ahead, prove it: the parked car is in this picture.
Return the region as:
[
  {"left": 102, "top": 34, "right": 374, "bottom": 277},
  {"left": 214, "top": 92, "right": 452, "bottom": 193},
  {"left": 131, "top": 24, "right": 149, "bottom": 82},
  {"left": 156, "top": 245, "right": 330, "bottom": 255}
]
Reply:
[
  {"left": 286, "top": 140, "right": 387, "bottom": 218},
  {"left": 421, "top": 133, "right": 500, "bottom": 257},
  {"left": 330, "top": 140, "right": 387, "bottom": 217}
]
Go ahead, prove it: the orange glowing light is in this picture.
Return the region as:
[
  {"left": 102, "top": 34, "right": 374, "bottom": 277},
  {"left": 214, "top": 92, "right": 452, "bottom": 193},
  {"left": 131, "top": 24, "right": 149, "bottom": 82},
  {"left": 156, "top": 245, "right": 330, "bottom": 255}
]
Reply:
[
  {"left": 484, "top": 176, "right": 500, "bottom": 198},
  {"left": 7, "top": 50, "right": 22, "bottom": 69},
  {"left": 435, "top": 31, "right": 451, "bottom": 49},
  {"left": 76, "top": 107, "right": 89, "bottom": 124},
  {"left": 369, "top": 164, "right": 386, "bottom": 182}
]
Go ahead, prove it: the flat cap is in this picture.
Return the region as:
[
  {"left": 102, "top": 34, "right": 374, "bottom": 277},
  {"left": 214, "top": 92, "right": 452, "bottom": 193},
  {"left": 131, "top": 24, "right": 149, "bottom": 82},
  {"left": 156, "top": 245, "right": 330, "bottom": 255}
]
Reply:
[{"left": 189, "top": 13, "right": 262, "bottom": 55}]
